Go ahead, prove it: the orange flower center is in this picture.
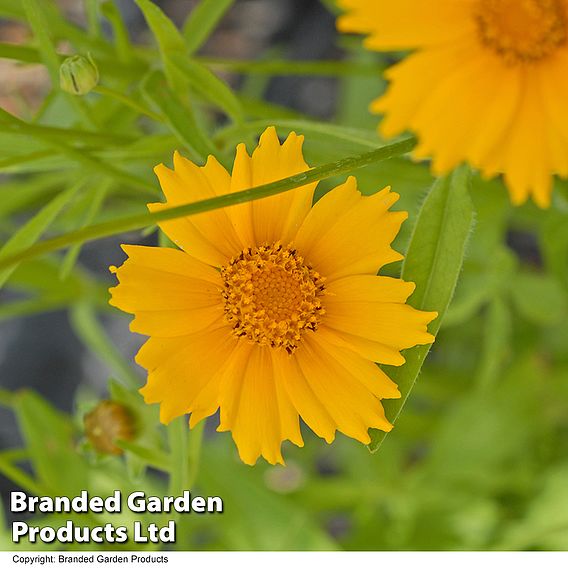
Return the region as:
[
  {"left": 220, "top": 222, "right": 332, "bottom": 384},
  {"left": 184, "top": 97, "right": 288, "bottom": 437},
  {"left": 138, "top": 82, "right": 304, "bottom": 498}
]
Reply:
[
  {"left": 221, "top": 243, "right": 326, "bottom": 353},
  {"left": 475, "top": 0, "right": 567, "bottom": 64}
]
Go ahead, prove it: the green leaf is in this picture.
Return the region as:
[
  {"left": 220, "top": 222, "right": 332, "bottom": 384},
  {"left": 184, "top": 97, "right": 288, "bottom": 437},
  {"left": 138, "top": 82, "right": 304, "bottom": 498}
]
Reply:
[
  {"left": 69, "top": 303, "right": 141, "bottom": 389},
  {"left": 369, "top": 166, "right": 475, "bottom": 452},
  {"left": 12, "top": 390, "right": 89, "bottom": 494},
  {"left": 142, "top": 70, "right": 217, "bottom": 159},
  {"left": 0, "top": 181, "right": 82, "bottom": 288},
  {"left": 510, "top": 272, "right": 568, "bottom": 326},
  {"left": 170, "top": 54, "right": 244, "bottom": 123},
  {"left": 475, "top": 297, "right": 512, "bottom": 391},
  {"left": 134, "top": 0, "right": 186, "bottom": 90},
  {"left": 85, "top": 0, "right": 102, "bottom": 38},
  {"left": 497, "top": 463, "right": 568, "bottom": 550},
  {"left": 60, "top": 182, "right": 110, "bottom": 280},
  {"left": 199, "top": 56, "right": 385, "bottom": 77},
  {"left": 0, "top": 137, "right": 416, "bottom": 272},
  {"left": 201, "top": 444, "right": 338, "bottom": 550},
  {"left": 22, "top": 0, "right": 61, "bottom": 84},
  {"left": 115, "top": 440, "right": 171, "bottom": 473},
  {"left": 540, "top": 210, "right": 568, "bottom": 289},
  {"left": 183, "top": 0, "right": 234, "bottom": 54},
  {"left": 218, "top": 119, "right": 380, "bottom": 151},
  {"left": 100, "top": 1, "right": 133, "bottom": 63}
]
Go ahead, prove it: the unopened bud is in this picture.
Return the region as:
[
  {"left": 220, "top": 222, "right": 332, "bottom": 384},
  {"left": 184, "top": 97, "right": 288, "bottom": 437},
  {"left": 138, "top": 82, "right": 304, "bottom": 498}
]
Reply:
[
  {"left": 59, "top": 54, "right": 99, "bottom": 95},
  {"left": 84, "top": 400, "right": 135, "bottom": 455}
]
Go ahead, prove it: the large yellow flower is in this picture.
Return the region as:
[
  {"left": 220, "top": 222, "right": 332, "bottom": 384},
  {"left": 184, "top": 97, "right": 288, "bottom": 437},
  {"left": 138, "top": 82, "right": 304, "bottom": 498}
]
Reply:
[
  {"left": 109, "top": 127, "right": 436, "bottom": 465},
  {"left": 337, "top": 0, "right": 568, "bottom": 208}
]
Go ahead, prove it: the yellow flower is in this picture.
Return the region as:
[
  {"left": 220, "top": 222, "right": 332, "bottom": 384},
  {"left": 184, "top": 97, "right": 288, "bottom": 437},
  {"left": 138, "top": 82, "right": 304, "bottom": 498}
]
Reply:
[
  {"left": 337, "top": 0, "right": 568, "bottom": 208},
  {"left": 109, "top": 127, "right": 437, "bottom": 465}
]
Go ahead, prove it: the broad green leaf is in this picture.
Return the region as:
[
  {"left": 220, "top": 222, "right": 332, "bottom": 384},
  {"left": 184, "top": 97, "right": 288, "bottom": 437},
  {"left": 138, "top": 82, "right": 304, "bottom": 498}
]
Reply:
[
  {"left": 369, "top": 166, "right": 475, "bottom": 451},
  {"left": 0, "top": 181, "right": 82, "bottom": 288},
  {"left": 183, "top": 0, "right": 234, "bottom": 54}
]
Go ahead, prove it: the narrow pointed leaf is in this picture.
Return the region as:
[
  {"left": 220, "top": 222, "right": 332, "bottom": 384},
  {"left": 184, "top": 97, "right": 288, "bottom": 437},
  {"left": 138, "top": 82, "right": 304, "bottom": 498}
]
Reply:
[
  {"left": 0, "top": 182, "right": 82, "bottom": 288},
  {"left": 369, "top": 166, "right": 475, "bottom": 452},
  {"left": 183, "top": 0, "right": 235, "bottom": 54}
]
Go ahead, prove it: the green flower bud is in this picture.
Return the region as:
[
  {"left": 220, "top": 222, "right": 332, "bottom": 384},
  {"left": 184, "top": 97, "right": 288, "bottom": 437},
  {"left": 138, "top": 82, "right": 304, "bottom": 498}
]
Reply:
[{"left": 59, "top": 54, "right": 99, "bottom": 96}]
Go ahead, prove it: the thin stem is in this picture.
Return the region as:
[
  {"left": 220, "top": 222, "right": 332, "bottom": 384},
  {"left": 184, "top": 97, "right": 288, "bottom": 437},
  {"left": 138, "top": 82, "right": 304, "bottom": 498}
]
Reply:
[
  {"left": 94, "top": 85, "right": 164, "bottom": 122},
  {"left": 85, "top": 0, "right": 102, "bottom": 38},
  {"left": 187, "top": 421, "right": 205, "bottom": 488},
  {"left": 0, "top": 136, "right": 417, "bottom": 272},
  {"left": 167, "top": 418, "right": 189, "bottom": 497},
  {"left": 197, "top": 57, "right": 386, "bottom": 77}
]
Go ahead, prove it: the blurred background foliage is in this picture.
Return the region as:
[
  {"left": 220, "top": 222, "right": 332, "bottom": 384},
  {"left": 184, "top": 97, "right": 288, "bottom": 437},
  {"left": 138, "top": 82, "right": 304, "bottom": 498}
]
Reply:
[{"left": 0, "top": 0, "right": 567, "bottom": 552}]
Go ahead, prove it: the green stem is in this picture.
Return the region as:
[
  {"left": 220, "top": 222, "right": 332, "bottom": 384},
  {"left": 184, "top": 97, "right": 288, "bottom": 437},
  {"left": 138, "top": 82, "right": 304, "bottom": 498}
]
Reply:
[
  {"left": 0, "top": 456, "right": 48, "bottom": 496},
  {"left": 0, "top": 136, "right": 416, "bottom": 272},
  {"left": 197, "top": 57, "right": 386, "bottom": 77},
  {"left": 187, "top": 421, "right": 205, "bottom": 488},
  {"left": 94, "top": 85, "right": 164, "bottom": 122},
  {"left": 168, "top": 418, "right": 189, "bottom": 497},
  {"left": 85, "top": 0, "right": 102, "bottom": 38}
]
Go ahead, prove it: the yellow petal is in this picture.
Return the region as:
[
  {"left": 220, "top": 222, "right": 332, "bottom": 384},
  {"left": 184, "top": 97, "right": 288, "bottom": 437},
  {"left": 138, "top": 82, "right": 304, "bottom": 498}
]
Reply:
[
  {"left": 315, "top": 327, "right": 400, "bottom": 400},
  {"left": 230, "top": 127, "right": 317, "bottom": 248},
  {"left": 323, "top": 274, "right": 437, "bottom": 359},
  {"left": 271, "top": 348, "right": 337, "bottom": 444},
  {"left": 337, "top": 0, "right": 475, "bottom": 50},
  {"left": 218, "top": 343, "right": 303, "bottom": 465},
  {"left": 295, "top": 333, "right": 394, "bottom": 443},
  {"left": 109, "top": 245, "right": 223, "bottom": 337},
  {"left": 138, "top": 324, "right": 238, "bottom": 424},
  {"left": 295, "top": 178, "right": 406, "bottom": 281},
  {"left": 151, "top": 154, "right": 244, "bottom": 266}
]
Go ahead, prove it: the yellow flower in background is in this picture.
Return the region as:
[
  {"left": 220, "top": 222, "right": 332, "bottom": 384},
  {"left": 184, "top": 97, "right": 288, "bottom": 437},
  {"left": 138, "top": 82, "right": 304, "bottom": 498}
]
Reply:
[
  {"left": 109, "top": 127, "right": 437, "bottom": 465},
  {"left": 337, "top": 0, "right": 568, "bottom": 208}
]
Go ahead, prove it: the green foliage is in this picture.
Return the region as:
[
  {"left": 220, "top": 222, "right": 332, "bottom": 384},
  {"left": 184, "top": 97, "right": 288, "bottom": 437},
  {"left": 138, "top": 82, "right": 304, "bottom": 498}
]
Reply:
[
  {"left": 0, "top": 0, "right": 567, "bottom": 553},
  {"left": 369, "top": 167, "right": 475, "bottom": 451}
]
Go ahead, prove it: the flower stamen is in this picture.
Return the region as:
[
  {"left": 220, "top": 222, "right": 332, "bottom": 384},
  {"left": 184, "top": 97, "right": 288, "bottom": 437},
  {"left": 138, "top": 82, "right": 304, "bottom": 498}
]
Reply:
[
  {"left": 221, "top": 243, "right": 326, "bottom": 353},
  {"left": 475, "top": 0, "right": 567, "bottom": 64}
]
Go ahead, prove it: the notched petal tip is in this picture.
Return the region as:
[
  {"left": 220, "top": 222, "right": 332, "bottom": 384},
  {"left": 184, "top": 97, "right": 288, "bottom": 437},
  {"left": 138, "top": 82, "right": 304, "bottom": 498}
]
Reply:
[{"left": 153, "top": 162, "right": 170, "bottom": 177}]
